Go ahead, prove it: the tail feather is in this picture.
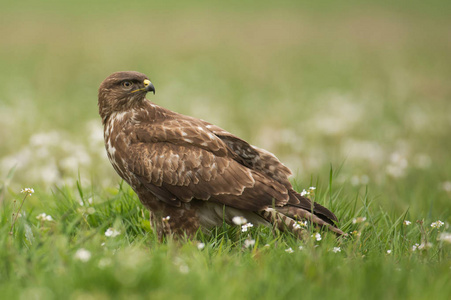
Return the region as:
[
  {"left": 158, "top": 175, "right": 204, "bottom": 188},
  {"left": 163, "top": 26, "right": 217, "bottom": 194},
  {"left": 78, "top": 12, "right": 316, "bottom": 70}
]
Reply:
[
  {"left": 259, "top": 208, "right": 309, "bottom": 239},
  {"left": 276, "top": 205, "right": 345, "bottom": 235},
  {"left": 288, "top": 190, "right": 339, "bottom": 226},
  {"left": 260, "top": 205, "right": 345, "bottom": 237}
]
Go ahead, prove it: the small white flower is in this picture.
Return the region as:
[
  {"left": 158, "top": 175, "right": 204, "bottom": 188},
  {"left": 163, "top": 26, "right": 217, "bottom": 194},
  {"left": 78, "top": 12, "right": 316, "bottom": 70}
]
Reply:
[
  {"left": 332, "top": 247, "right": 341, "bottom": 253},
  {"left": 162, "top": 216, "right": 170, "bottom": 222},
  {"left": 36, "top": 213, "right": 53, "bottom": 222},
  {"left": 232, "top": 216, "right": 247, "bottom": 225},
  {"left": 197, "top": 242, "right": 205, "bottom": 250},
  {"left": 352, "top": 217, "right": 367, "bottom": 224},
  {"left": 351, "top": 230, "right": 361, "bottom": 237},
  {"left": 293, "top": 220, "right": 308, "bottom": 229},
  {"left": 403, "top": 220, "right": 411, "bottom": 226},
  {"left": 309, "top": 187, "right": 316, "bottom": 190},
  {"left": 74, "top": 248, "right": 91, "bottom": 262},
  {"left": 285, "top": 247, "right": 294, "bottom": 253},
  {"left": 244, "top": 238, "right": 255, "bottom": 248},
  {"left": 312, "top": 233, "right": 321, "bottom": 241},
  {"left": 431, "top": 220, "right": 444, "bottom": 229},
  {"left": 264, "top": 244, "right": 270, "bottom": 247},
  {"left": 438, "top": 233, "right": 451, "bottom": 243},
  {"left": 387, "top": 250, "right": 392, "bottom": 254},
  {"left": 241, "top": 222, "right": 254, "bottom": 232},
  {"left": 298, "top": 246, "right": 304, "bottom": 250},
  {"left": 442, "top": 181, "right": 451, "bottom": 192},
  {"left": 412, "top": 243, "right": 420, "bottom": 251},
  {"left": 98, "top": 258, "right": 111, "bottom": 268},
  {"left": 418, "top": 242, "right": 433, "bottom": 250},
  {"left": 179, "top": 265, "right": 189, "bottom": 274},
  {"left": 105, "top": 227, "right": 121, "bottom": 237},
  {"left": 300, "top": 189, "right": 308, "bottom": 196},
  {"left": 21, "top": 188, "right": 34, "bottom": 195}
]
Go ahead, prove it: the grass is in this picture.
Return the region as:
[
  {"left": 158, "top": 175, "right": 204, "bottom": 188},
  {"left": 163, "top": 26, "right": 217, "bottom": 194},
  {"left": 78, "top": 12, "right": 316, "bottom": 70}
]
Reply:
[
  {"left": 1, "top": 1, "right": 451, "bottom": 299},
  {"left": 1, "top": 180, "right": 450, "bottom": 299}
]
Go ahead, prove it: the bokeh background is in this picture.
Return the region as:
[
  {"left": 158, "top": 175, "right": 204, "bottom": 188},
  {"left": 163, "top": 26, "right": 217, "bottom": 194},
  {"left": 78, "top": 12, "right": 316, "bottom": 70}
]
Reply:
[{"left": 1, "top": 0, "right": 450, "bottom": 218}]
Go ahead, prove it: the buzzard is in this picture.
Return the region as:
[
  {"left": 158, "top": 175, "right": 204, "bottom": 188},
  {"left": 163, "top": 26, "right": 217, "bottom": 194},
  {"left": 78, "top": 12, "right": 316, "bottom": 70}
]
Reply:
[{"left": 98, "top": 71, "right": 344, "bottom": 238}]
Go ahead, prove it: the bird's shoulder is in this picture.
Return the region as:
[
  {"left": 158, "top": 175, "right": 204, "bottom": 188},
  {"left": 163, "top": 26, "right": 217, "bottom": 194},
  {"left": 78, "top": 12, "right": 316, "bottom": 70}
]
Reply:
[{"left": 115, "top": 101, "right": 229, "bottom": 156}]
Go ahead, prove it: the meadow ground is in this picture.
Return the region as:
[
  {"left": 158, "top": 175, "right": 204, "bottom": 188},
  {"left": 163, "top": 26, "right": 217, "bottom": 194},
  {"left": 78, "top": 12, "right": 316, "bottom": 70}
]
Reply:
[{"left": 1, "top": 1, "right": 451, "bottom": 299}]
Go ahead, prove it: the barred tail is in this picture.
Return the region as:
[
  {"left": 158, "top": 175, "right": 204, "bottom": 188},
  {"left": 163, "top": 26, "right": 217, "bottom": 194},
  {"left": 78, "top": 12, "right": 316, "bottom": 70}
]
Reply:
[{"left": 259, "top": 206, "right": 345, "bottom": 237}]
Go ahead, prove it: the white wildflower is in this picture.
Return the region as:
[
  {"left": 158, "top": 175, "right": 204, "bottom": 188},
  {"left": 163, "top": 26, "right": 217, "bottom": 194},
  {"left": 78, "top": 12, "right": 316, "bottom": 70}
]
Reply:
[
  {"left": 387, "top": 250, "right": 392, "bottom": 254},
  {"left": 98, "top": 258, "right": 112, "bottom": 268},
  {"left": 418, "top": 242, "right": 433, "bottom": 250},
  {"left": 36, "top": 213, "right": 53, "bottom": 222},
  {"left": 351, "top": 230, "right": 361, "bottom": 237},
  {"left": 74, "top": 248, "right": 91, "bottom": 262},
  {"left": 431, "top": 220, "right": 444, "bottom": 229},
  {"left": 442, "top": 181, "right": 451, "bottom": 192},
  {"left": 179, "top": 265, "right": 189, "bottom": 274},
  {"left": 386, "top": 152, "right": 408, "bottom": 178},
  {"left": 311, "top": 94, "right": 364, "bottom": 136},
  {"left": 21, "top": 188, "right": 35, "bottom": 195},
  {"left": 244, "top": 238, "right": 255, "bottom": 248},
  {"left": 293, "top": 220, "right": 308, "bottom": 230},
  {"left": 232, "top": 216, "right": 247, "bottom": 225},
  {"left": 105, "top": 228, "right": 121, "bottom": 237},
  {"left": 413, "top": 154, "right": 431, "bottom": 169},
  {"left": 80, "top": 198, "right": 93, "bottom": 206},
  {"left": 438, "top": 233, "right": 451, "bottom": 243},
  {"left": 300, "top": 189, "right": 308, "bottom": 196},
  {"left": 403, "top": 220, "right": 411, "bottom": 226},
  {"left": 332, "top": 247, "right": 341, "bottom": 253},
  {"left": 312, "top": 233, "right": 321, "bottom": 241},
  {"left": 360, "top": 175, "right": 370, "bottom": 185},
  {"left": 350, "top": 175, "right": 360, "bottom": 186},
  {"left": 241, "top": 222, "right": 254, "bottom": 232},
  {"left": 285, "top": 247, "right": 294, "bottom": 253},
  {"left": 352, "top": 217, "right": 367, "bottom": 224},
  {"left": 162, "top": 216, "right": 170, "bottom": 222},
  {"left": 309, "top": 187, "right": 316, "bottom": 191},
  {"left": 341, "top": 139, "right": 384, "bottom": 165},
  {"left": 298, "top": 246, "right": 304, "bottom": 250},
  {"left": 412, "top": 243, "right": 420, "bottom": 251},
  {"left": 197, "top": 242, "right": 205, "bottom": 250}
]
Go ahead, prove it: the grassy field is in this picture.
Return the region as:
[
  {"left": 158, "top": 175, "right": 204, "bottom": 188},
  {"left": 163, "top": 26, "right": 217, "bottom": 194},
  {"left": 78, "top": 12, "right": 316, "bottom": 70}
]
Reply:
[{"left": 1, "top": 1, "right": 451, "bottom": 299}]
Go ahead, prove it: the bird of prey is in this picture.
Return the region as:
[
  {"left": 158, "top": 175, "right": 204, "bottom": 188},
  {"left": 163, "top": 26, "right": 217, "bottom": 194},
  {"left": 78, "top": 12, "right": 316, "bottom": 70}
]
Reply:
[{"left": 98, "top": 71, "right": 344, "bottom": 239}]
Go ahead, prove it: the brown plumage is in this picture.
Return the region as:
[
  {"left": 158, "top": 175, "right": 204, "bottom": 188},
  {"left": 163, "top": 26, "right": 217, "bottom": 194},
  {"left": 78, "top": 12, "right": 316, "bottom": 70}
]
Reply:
[{"left": 98, "top": 71, "right": 344, "bottom": 239}]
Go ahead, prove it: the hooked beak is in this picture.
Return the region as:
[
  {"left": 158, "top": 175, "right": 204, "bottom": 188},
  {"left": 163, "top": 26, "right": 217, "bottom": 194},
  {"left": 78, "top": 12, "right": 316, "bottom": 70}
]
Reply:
[{"left": 144, "top": 79, "right": 155, "bottom": 94}]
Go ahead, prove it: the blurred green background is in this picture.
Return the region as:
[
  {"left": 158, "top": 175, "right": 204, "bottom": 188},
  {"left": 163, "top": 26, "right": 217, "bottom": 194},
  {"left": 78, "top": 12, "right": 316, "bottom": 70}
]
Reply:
[{"left": 1, "top": 0, "right": 450, "bottom": 219}]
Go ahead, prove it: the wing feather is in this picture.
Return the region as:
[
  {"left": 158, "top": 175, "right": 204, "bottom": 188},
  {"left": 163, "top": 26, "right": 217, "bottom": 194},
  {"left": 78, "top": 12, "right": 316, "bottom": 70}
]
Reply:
[
  {"left": 199, "top": 121, "right": 293, "bottom": 187},
  {"left": 126, "top": 142, "right": 289, "bottom": 210}
]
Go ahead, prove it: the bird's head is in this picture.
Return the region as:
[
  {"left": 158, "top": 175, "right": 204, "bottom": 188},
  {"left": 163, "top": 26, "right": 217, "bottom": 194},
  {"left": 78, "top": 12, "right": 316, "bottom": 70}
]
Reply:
[{"left": 98, "top": 71, "right": 155, "bottom": 123}]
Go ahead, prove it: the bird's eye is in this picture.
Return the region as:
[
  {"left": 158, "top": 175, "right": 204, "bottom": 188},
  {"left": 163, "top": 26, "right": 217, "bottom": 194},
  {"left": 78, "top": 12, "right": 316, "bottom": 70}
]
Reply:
[{"left": 122, "top": 81, "right": 132, "bottom": 88}]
